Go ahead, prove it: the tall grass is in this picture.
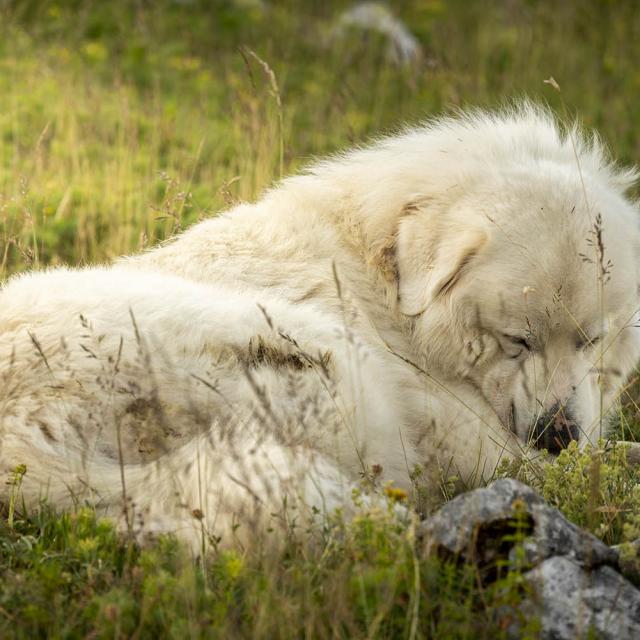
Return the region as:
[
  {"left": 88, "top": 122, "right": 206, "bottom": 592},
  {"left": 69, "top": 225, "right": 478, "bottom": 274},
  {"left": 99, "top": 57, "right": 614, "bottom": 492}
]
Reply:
[{"left": 2, "top": 0, "right": 640, "bottom": 275}]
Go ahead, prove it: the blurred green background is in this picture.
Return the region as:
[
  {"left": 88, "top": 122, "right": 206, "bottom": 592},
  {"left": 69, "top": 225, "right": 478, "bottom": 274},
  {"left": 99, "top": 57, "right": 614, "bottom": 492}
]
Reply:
[{"left": 1, "top": 0, "right": 639, "bottom": 276}]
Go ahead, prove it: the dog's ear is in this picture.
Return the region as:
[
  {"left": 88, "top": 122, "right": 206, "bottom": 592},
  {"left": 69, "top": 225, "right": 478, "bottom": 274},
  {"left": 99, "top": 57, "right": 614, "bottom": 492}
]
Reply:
[{"left": 396, "top": 212, "right": 487, "bottom": 316}]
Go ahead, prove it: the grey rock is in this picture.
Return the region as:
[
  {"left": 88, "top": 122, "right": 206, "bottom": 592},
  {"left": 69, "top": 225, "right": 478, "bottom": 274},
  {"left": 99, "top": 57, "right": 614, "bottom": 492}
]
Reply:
[
  {"left": 421, "top": 478, "right": 640, "bottom": 639},
  {"left": 422, "top": 478, "right": 617, "bottom": 570},
  {"left": 518, "top": 556, "right": 640, "bottom": 639}
]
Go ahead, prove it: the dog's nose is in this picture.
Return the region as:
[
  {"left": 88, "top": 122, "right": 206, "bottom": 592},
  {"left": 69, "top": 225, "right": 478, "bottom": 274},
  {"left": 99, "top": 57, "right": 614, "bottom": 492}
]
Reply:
[{"left": 529, "top": 403, "right": 579, "bottom": 454}]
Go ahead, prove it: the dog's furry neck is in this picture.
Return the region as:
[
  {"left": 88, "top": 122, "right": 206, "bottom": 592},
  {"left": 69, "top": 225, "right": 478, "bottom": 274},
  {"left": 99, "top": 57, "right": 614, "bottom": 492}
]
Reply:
[{"left": 128, "top": 103, "right": 637, "bottom": 359}]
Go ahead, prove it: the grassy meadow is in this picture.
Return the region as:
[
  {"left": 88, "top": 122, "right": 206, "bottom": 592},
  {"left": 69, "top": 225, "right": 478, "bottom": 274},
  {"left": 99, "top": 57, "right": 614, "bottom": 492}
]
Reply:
[{"left": 2, "top": 0, "right": 640, "bottom": 637}]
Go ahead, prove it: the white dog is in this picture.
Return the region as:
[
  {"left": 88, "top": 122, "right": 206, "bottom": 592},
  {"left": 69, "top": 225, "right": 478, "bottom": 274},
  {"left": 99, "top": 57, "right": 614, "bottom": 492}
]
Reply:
[{"left": 1, "top": 104, "right": 639, "bottom": 546}]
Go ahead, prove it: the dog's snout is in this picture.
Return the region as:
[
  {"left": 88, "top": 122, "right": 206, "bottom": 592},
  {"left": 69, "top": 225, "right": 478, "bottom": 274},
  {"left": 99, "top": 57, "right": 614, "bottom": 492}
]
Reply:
[{"left": 529, "top": 403, "right": 580, "bottom": 454}]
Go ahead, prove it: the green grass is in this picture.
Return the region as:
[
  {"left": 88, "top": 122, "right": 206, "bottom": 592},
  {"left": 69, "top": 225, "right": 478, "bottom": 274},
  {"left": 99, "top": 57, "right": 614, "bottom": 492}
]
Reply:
[
  {"left": 0, "top": 443, "right": 638, "bottom": 638},
  {"left": 2, "top": 0, "right": 640, "bottom": 636}
]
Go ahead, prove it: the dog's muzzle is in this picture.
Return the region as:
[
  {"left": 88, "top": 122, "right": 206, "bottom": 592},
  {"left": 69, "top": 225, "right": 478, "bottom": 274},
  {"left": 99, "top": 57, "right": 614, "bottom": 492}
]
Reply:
[{"left": 528, "top": 402, "right": 580, "bottom": 454}]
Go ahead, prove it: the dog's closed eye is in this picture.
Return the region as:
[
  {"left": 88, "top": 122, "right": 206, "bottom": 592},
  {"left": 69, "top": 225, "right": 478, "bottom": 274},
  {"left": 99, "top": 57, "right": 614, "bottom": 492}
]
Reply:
[{"left": 576, "top": 334, "right": 602, "bottom": 351}]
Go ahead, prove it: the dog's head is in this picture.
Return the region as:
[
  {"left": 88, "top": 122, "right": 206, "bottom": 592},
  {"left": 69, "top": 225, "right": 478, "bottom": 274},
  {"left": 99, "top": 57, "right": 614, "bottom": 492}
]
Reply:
[{"left": 394, "top": 114, "right": 640, "bottom": 453}]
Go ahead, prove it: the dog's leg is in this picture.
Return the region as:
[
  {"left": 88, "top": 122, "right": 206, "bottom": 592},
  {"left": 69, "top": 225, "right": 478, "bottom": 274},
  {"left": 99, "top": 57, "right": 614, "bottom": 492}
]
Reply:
[{"left": 83, "top": 431, "right": 363, "bottom": 552}]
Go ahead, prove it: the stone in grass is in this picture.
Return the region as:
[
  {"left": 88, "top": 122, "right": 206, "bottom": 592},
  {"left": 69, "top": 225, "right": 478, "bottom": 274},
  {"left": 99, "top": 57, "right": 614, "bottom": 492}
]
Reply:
[
  {"left": 421, "top": 478, "right": 640, "bottom": 638},
  {"left": 422, "top": 478, "right": 617, "bottom": 571},
  {"left": 517, "top": 556, "right": 640, "bottom": 639}
]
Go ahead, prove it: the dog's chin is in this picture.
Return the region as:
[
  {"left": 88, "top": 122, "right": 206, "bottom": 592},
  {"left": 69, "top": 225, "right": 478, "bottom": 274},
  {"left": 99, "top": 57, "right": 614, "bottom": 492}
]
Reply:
[{"left": 495, "top": 401, "right": 556, "bottom": 453}]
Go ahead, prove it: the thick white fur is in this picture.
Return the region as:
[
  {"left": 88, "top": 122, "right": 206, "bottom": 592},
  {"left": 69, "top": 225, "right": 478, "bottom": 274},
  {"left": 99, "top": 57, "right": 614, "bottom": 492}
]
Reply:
[{"left": 1, "top": 104, "right": 639, "bottom": 547}]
